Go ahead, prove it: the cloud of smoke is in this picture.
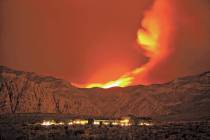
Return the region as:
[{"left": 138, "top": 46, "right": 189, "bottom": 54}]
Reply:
[
  {"left": 82, "top": 0, "right": 210, "bottom": 87},
  {"left": 137, "top": 0, "right": 210, "bottom": 84},
  {"left": 79, "top": 0, "right": 176, "bottom": 88},
  {"left": 1, "top": 0, "right": 210, "bottom": 88}
]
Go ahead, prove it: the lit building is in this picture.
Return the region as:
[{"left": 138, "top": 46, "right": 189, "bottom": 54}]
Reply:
[{"left": 38, "top": 116, "right": 154, "bottom": 127}]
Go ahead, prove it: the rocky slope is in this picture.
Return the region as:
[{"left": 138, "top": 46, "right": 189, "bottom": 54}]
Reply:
[{"left": 0, "top": 66, "right": 210, "bottom": 119}]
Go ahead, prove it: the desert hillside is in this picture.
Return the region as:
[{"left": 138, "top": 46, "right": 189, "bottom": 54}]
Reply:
[{"left": 0, "top": 66, "right": 210, "bottom": 120}]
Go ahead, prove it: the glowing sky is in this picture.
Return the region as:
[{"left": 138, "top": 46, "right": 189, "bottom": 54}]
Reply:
[{"left": 1, "top": 0, "right": 210, "bottom": 87}]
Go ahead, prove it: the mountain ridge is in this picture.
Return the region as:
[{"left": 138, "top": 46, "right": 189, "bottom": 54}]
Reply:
[{"left": 0, "top": 65, "right": 210, "bottom": 120}]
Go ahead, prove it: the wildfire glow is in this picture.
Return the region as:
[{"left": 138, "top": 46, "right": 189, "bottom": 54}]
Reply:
[
  {"left": 86, "top": 77, "right": 133, "bottom": 89},
  {"left": 75, "top": 0, "right": 174, "bottom": 88},
  {"left": 137, "top": 16, "right": 160, "bottom": 57}
]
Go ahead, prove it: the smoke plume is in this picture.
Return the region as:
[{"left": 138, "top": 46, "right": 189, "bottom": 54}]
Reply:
[{"left": 1, "top": 0, "right": 210, "bottom": 88}]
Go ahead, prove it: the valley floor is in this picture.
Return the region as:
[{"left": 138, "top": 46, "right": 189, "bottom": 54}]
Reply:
[{"left": 0, "top": 114, "right": 210, "bottom": 140}]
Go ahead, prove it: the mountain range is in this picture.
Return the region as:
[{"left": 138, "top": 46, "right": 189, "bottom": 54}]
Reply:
[{"left": 0, "top": 66, "right": 210, "bottom": 121}]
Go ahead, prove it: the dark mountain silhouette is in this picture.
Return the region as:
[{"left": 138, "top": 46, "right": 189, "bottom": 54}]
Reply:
[{"left": 0, "top": 66, "right": 210, "bottom": 120}]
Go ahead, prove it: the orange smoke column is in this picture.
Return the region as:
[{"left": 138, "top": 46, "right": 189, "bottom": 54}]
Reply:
[
  {"left": 135, "top": 0, "right": 175, "bottom": 84},
  {"left": 76, "top": 0, "right": 175, "bottom": 88}
]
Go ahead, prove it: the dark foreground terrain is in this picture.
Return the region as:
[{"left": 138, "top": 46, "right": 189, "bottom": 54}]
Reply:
[{"left": 0, "top": 114, "right": 210, "bottom": 140}]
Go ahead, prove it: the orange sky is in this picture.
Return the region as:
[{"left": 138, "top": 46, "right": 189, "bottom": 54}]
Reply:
[{"left": 1, "top": 0, "right": 210, "bottom": 87}]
